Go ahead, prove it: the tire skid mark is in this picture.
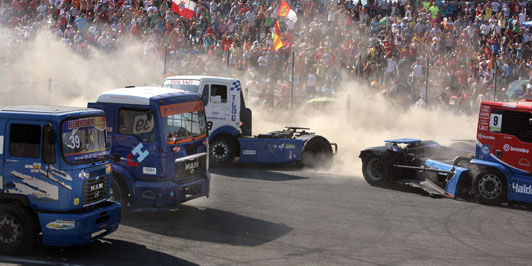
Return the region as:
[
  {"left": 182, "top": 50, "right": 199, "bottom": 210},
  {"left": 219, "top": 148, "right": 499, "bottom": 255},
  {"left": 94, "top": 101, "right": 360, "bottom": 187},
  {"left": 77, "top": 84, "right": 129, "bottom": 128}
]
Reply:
[{"left": 443, "top": 205, "right": 520, "bottom": 264}]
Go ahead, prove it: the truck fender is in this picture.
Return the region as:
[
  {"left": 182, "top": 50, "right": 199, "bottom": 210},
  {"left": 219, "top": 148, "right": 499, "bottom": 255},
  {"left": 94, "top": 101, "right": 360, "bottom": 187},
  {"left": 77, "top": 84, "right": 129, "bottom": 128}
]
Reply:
[
  {"left": 111, "top": 164, "right": 135, "bottom": 202},
  {"left": 0, "top": 194, "right": 31, "bottom": 209},
  {"left": 300, "top": 135, "right": 334, "bottom": 154},
  {"left": 359, "top": 146, "right": 404, "bottom": 168},
  {"left": 469, "top": 159, "right": 513, "bottom": 181},
  {"left": 209, "top": 126, "right": 240, "bottom": 141},
  {"left": 359, "top": 146, "right": 389, "bottom": 160}
]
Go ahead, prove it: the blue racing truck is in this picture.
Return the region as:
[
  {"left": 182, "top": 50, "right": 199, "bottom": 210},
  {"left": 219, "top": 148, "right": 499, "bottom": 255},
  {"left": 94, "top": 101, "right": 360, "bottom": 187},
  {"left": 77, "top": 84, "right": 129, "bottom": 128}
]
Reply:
[
  {"left": 88, "top": 87, "right": 210, "bottom": 212},
  {"left": 0, "top": 106, "right": 120, "bottom": 255},
  {"left": 163, "top": 76, "right": 337, "bottom": 168}
]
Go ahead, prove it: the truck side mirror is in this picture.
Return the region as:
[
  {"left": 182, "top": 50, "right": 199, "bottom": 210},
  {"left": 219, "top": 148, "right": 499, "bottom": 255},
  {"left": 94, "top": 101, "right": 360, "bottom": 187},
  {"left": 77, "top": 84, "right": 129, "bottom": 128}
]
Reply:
[
  {"left": 46, "top": 127, "right": 55, "bottom": 145},
  {"left": 43, "top": 126, "right": 56, "bottom": 164},
  {"left": 147, "top": 110, "right": 153, "bottom": 122}
]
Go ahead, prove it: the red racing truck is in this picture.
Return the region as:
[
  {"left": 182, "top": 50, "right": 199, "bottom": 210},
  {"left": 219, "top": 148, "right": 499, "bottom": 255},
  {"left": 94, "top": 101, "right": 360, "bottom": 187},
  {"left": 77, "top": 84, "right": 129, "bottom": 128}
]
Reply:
[{"left": 359, "top": 100, "right": 532, "bottom": 205}]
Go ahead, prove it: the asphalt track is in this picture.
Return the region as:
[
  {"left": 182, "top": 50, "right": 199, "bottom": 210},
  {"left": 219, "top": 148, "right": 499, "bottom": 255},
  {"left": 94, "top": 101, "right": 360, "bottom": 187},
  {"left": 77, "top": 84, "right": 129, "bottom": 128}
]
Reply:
[{"left": 3, "top": 163, "right": 532, "bottom": 266}]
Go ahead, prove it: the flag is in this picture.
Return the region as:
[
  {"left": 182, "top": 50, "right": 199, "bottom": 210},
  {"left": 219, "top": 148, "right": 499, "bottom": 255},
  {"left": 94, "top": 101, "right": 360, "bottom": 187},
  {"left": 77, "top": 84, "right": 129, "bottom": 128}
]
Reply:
[
  {"left": 273, "top": 21, "right": 284, "bottom": 52},
  {"left": 277, "top": 0, "right": 298, "bottom": 28},
  {"left": 488, "top": 53, "right": 495, "bottom": 69},
  {"left": 172, "top": 0, "right": 196, "bottom": 19},
  {"left": 277, "top": 0, "right": 290, "bottom": 17}
]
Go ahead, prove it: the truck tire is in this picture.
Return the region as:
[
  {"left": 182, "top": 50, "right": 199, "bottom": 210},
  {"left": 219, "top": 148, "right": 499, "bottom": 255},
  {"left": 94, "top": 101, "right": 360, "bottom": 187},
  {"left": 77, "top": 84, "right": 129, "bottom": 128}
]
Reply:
[
  {"left": 361, "top": 152, "right": 402, "bottom": 186},
  {"left": 210, "top": 136, "right": 235, "bottom": 165},
  {"left": 110, "top": 174, "right": 129, "bottom": 216},
  {"left": 299, "top": 137, "right": 333, "bottom": 169},
  {"left": 473, "top": 169, "right": 507, "bottom": 205},
  {"left": 0, "top": 203, "right": 36, "bottom": 256}
]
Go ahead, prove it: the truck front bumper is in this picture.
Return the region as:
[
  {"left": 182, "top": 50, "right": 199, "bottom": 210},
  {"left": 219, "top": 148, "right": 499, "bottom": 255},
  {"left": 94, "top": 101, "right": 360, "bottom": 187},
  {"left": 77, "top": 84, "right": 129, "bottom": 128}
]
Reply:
[
  {"left": 131, "top": 172, "right": 210, "bottom": 211},
  {"left": 38, "top": 201, "right": 121, "bottom": 246}
]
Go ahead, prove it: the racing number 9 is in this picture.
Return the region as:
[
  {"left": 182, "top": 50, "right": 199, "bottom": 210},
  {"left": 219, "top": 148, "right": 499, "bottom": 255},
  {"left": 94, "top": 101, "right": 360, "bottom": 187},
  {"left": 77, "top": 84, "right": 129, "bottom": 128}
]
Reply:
[{"left": 207, "top": 121, "right": 213, "bottom": 131}]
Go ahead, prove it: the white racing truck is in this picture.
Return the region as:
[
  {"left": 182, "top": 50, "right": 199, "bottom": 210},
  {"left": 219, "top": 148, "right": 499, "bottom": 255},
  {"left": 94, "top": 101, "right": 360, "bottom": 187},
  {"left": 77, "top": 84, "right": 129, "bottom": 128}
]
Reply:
[{"left": 163, "top": 76, "right": 337, "bottom": 167}]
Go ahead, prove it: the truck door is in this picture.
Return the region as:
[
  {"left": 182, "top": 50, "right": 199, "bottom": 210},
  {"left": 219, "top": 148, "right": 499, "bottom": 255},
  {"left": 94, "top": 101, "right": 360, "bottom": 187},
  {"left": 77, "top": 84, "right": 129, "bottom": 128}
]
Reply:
[
  {"left": 4, "top": 121, "right": 60, "bottom": 208},
  {"left": 113, "top": 107, "right": 160, "bottom": 180},
  {"left": 204, "top": 82, "right": 240, "bottom": 134}
]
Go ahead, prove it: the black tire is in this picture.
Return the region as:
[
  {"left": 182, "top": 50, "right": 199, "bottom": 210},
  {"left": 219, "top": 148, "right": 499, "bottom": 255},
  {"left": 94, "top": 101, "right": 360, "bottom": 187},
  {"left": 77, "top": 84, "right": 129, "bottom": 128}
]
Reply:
[
  {"left": 0, "top": 203, "right": 36, "bottom": 256},
  {"left": 361, "top": 152, "right": 403, "bottom": 186},
  {"left": 473, "top": 169, "right": 507, "bottom": 205},
  {"left": 299, "top": 137, "right": 333, "bottom": 169},
  {"left": 210, "top": 136, "right": 235, "bottom": 165},
  {"left": 110, "top": 174, "right": 129, "bottom": 216}
]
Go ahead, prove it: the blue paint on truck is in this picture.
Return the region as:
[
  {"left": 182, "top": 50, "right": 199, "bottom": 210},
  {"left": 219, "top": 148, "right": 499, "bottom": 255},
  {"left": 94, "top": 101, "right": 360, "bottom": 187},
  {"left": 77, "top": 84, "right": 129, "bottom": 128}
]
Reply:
[
  {"left": 88, "top": 87, "right": 210, "bottom": 212},
  {"left": 0, "top": 105, "right": 120, "bottom": 254}
]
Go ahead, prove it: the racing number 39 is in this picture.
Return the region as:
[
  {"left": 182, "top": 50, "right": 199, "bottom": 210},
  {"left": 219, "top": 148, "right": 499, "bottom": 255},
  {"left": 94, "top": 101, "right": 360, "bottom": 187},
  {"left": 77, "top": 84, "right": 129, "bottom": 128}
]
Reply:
[{"left": 136, "top": 119, "right": 151, "bottom": 132}]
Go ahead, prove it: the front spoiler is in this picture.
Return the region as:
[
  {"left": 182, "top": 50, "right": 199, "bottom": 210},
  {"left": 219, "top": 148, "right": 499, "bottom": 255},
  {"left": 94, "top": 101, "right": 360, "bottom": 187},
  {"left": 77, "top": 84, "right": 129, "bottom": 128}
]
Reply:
[{"left": 39, "top": 200, "right": 121, "bottom": 246}]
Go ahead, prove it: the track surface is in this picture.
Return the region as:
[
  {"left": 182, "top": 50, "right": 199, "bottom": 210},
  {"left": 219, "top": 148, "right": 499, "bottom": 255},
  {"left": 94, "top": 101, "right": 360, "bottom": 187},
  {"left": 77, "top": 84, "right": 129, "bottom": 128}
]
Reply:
[{"left": 3, "top": 164, "right": 532, "bottom": 265}]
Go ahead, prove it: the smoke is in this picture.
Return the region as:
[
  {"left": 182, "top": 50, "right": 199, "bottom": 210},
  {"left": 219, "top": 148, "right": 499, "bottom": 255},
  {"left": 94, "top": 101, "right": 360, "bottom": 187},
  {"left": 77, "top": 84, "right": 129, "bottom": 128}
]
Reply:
[
  {"left": 249, "top": 79, "right": 477, "bottom": 176},
  {"left": 0, "top": 27, "right": 477, "bottom": 178},
  {"left": 0, "top": 29, "right": 161, "bottom": 107}
]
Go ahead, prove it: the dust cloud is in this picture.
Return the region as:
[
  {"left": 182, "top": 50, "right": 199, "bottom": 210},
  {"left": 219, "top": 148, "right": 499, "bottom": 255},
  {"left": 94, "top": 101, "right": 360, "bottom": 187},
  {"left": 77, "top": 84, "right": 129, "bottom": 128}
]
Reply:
[
  {"left": 249, "top": 80, "right": 477, "bottom": 176},
  {"left": 0, "top": 28, "right": 477, "bottom": 177},
  {"left": 0, "top": 29, "right": 161, "bottom": 107}
]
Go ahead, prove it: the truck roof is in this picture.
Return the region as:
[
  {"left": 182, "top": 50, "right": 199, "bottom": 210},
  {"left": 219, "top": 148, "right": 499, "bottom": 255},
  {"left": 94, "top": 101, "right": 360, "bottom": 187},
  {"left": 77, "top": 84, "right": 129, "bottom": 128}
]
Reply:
[
  {"left": 0, "top": 105, "right": 103, "bottom": 121},
  {"left": 164, "top": 75, "right": 237, "bottom": 82},
  {"left": 1, "top": 105, "right": 100, "bottom": 115},
  {"left": 96, "top": 86, "right": 199, "bottom": 106},
  {"left": 482, "top": 100, "right": 532, "bottom": 110}
]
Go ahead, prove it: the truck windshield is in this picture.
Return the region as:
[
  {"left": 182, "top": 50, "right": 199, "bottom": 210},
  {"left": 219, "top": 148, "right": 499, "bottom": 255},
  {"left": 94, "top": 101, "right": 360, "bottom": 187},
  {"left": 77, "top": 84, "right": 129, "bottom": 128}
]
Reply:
[
  {"left": 163, "top": 79, "right": 201, "bottom": 93},
  {"left": 160, "top": 101, "right": 207, "bottom": 144},
  {"left": 61, "top": 116, "right": 109, "bottom": 164}
]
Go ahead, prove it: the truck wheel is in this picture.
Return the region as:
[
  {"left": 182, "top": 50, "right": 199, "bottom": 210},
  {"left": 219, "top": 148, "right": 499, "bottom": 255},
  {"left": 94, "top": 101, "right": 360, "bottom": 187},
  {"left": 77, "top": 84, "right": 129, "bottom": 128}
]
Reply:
[
  {"left": 299, "top": 138, "right": 333, "bottom": 168},
  {"left": 0, "top": 203, "right": 36, "bottom": 256},
  {"left": 362, "top": 154, "right": 388, "bottom": 186},
  {"left": 473, "top": 169, "right": 507, "bottom": 205},
  {"left": 110, "top": 174, "right": 129, "bottom": 215},
  {"left": 361, "top": 153, "right": 402, "bottom": 186},
  {"left": 210, "top": 137, "right": 235, "bottom": 165}
]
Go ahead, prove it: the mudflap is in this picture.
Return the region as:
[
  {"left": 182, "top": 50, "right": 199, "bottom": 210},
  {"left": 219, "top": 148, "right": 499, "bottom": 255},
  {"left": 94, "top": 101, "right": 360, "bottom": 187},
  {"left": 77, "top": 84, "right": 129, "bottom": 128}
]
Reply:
[{"left": 395, "top": 179, "right": 453, "bottom": 198}]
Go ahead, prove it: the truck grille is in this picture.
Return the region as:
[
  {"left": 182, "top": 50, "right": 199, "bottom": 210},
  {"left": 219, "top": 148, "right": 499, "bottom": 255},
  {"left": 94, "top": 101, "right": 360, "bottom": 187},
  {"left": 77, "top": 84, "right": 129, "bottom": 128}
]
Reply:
[
  {"left": 82, "top": 175, "right": 109, "bottom": 206},
  {"left": 176, "top": 155, "right": 207, "bottom": 184}
]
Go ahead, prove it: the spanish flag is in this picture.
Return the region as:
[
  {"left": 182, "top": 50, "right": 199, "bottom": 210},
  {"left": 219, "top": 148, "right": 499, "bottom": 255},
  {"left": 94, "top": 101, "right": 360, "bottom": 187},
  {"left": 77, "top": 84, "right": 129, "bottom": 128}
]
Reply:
[
  {"left": 273, "top": 21, "right": 284, "bottom": 52},
  {"left": 278, "top": 0, "right": 290, "bottom": 17}
]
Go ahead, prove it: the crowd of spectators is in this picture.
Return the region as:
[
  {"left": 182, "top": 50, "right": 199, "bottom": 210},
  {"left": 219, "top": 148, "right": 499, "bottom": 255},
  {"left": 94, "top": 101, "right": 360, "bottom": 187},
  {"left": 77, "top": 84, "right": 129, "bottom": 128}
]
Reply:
[{"left": 2, "top": 0, "right": 532, "bottom": 112}]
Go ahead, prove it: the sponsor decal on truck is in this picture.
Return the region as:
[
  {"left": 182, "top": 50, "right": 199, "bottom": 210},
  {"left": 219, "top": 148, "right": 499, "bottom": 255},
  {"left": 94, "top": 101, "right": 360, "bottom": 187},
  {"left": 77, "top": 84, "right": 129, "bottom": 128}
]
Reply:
[{"left": 46, "top": 220, "right": 76, "bottom": 230}]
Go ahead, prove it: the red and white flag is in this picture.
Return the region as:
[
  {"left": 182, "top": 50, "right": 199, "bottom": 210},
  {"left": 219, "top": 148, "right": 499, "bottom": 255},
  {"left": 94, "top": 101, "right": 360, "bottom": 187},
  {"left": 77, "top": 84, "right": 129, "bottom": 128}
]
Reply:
[
  {"left": 277, "top": 0, "right": 297, "bottom": 28},
  {"left": 172, "top": 0, "right": 196, "bottom": 19}
]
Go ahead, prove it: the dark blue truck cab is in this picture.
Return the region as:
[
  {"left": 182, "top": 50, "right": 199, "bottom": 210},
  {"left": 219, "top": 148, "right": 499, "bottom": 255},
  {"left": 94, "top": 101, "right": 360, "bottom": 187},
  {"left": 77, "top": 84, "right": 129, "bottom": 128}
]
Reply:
[
  {"left": 87, "top": 87, "right": 210, "bottom": 212},
  {"left": 0, "top": 105, "right": 120, "bottom": 255}
]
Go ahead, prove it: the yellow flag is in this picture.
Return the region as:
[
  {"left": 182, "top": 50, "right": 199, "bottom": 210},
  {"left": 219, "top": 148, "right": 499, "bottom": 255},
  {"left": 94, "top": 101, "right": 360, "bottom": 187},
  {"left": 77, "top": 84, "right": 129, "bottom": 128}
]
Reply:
[{"left": 273, "top": 21, "right": 284, "bottom": 52}]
